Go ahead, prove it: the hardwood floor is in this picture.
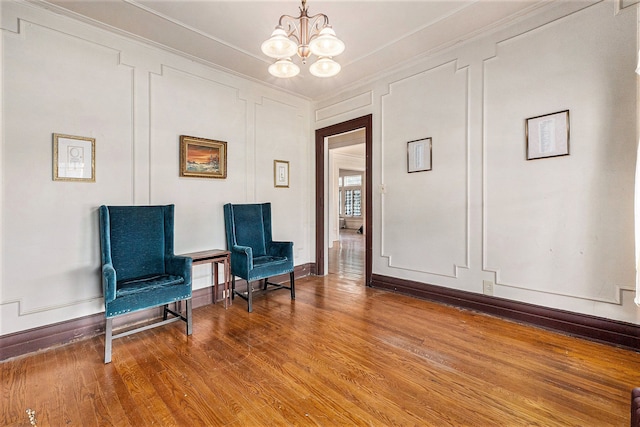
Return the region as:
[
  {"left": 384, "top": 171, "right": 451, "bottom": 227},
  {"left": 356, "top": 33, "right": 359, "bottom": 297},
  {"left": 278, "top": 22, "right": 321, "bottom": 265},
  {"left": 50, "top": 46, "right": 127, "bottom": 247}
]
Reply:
[
  {"left": 328, "top": 229, "right": 364, "bottom": 282},
  {"left": 2, "top": 235, "right": 640, "bottom": 426}
]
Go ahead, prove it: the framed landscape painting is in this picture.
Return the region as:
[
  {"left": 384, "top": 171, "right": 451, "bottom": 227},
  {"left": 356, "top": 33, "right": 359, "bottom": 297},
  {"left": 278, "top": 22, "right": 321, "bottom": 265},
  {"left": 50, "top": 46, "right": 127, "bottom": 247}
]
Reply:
[{"left": 180, "top": 135, "right": 227, "bottom": 179}]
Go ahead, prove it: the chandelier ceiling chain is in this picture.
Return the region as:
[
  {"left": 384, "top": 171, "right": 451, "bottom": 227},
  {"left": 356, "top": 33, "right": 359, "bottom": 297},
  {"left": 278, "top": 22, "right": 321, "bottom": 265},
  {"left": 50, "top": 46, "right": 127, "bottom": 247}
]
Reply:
[{"left": 261, "top": 0, "right": 345, "bottom": 78}]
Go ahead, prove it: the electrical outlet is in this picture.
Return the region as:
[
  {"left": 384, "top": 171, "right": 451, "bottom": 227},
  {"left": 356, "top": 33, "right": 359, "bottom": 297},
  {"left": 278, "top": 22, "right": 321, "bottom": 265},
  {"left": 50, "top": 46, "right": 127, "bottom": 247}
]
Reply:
[{"left": 483, "top": 280, "right": 494, "bottom": 296}]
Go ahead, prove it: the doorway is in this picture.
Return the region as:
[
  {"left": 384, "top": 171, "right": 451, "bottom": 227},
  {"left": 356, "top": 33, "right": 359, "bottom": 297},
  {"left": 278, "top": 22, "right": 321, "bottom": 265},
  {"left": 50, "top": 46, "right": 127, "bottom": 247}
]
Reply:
[
  {"left": 315, "top": 115, "right": 372, "bottom": 285},
  {"left": 329, "top": 143, "right": 365, "bottom": 280}
]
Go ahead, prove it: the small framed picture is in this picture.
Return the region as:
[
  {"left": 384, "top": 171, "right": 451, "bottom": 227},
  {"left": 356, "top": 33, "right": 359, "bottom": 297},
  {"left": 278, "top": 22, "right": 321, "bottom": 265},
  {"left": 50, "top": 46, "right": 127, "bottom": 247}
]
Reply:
[
  {"left": 180, "top": 135, "right": 227, "bottom": 179},
  {"left": 274, "top": 160, "right": 289, "bottom": 188},
  {"left": 407, "top": 137, "right": 432, "bottom": 173},
  {"left": 53, "top": 133, "right": 95, "bottom": 182},
  {"left": 525, "top": 110, "right": 570, "bottom": 160}
]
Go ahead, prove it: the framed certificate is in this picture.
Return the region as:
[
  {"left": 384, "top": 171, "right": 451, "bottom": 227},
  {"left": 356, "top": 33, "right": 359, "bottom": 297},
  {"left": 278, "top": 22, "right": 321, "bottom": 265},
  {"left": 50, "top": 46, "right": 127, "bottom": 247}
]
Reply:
[
  {"left": 526, "top": 110, "right": 570, "bottom": 160},
  {"left": 407, "top": 137, "right": 432, "bottom": 173}
]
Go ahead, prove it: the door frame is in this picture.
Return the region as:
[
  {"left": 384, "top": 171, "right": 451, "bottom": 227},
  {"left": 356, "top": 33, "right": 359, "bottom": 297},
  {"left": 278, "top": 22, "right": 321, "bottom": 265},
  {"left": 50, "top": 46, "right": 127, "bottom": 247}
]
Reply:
[{"left": 315, "top": 114, "right": 373, "bottom": 285}]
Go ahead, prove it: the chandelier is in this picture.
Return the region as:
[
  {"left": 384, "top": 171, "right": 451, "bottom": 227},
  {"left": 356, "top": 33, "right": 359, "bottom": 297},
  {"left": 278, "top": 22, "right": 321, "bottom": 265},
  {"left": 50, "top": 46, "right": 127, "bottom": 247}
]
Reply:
[{"left": 261, "top": 0, "right": 345, "bottom": 78}]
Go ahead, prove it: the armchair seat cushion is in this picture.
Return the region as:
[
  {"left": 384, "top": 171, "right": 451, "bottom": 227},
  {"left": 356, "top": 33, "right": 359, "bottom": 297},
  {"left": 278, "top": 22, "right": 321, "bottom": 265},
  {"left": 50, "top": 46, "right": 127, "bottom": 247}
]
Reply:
[
  {"left": 116, "top": 274, "right": 185, "bottom": 297},
  {"left": 248, "top": 255, "right": 294, "bottom": 282},
  {"left": 253, "top": 255, "right": 288, "bottom": 267},
  {"left": 106, "top": 280, "right": 191, "bottom": 318}
]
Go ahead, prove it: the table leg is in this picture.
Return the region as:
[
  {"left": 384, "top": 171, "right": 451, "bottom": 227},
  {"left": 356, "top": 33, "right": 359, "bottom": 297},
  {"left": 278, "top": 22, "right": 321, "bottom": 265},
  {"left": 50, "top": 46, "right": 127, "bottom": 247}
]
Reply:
[
  {"left": 224, "top": 257, "right": 231, "bottom": 308},
  {"left": 213, "top": 261, "right": 219, "bottom": 304}
]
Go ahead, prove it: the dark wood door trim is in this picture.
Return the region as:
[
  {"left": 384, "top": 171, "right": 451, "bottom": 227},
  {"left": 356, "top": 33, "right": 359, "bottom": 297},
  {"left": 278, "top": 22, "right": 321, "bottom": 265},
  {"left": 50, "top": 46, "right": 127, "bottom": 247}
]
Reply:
[{"left": 315, "top": 115, "right": 373, "bottom": 285}]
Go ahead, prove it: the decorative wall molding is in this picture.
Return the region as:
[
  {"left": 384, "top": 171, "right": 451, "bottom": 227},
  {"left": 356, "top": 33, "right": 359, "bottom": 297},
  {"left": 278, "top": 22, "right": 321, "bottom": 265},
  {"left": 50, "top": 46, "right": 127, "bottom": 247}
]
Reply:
[
  {"left": 0, "top": 15, "right": 136, "bottom": 319},
  {"left": 616, "top": 0, "right": 639, "bottom": 13},
  {"left": 123, "top": 0, "right": 265, "bottom": 63},
  {"left": 481, "top": 1, "right": 636, "bottom": 306},
  {"left": 22, "top": 0, "right": 285, "bottom": 97},
  {"left": 155, "top": 63, "right": 245, "bottom": 95},
  {"left": 483, "top": 269, "right": 636, "bottom": 306},
  {"left": 2, "top": 0, "right": 313, "bottom": 339},
  {"left": 371, "top": 274, "right": 640, "bottom": 351},
  {"left": 0, "top": 296, "right": 102, "bottom": 317},
  {"left": 379, "top": 60, "right": 470, "bottom": 278},
  {"left": 315, "top": 92, "right": 372, "bottom": 122}
]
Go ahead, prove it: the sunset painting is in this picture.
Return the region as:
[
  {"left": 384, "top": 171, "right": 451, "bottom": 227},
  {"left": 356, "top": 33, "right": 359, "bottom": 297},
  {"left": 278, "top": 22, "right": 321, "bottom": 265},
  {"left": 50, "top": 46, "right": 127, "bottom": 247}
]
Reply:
[
  {"left": 180, "top": 135, "right": 227, "bottom": 179},
  {"left": 186, "top": 144, "right": 220, "bottom": 173}
]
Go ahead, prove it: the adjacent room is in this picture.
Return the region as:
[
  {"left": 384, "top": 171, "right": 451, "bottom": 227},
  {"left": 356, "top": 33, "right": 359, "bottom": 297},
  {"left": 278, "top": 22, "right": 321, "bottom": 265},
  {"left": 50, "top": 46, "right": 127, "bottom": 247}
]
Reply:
[{"left": 1, "top": 0, "right": 640, "bottom": 425}]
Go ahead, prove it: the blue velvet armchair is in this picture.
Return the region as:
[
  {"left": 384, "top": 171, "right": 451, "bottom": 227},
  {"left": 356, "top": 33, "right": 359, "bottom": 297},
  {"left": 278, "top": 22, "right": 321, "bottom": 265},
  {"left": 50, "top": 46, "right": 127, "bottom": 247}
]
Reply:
[
  {"left": 99, "top": 205, "right": 192, "bottom": 363},
  {"left": 223, "top": 203, "right": 294, "bottom": 312}
]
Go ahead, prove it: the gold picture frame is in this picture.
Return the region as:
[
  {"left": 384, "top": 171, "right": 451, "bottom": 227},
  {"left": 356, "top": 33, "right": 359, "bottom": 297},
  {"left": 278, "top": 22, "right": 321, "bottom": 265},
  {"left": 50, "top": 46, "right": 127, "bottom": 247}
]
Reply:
[
  {"left": 180, "top": 135, "right": 227, "bottom": 179},
  {"left": 274, "top": 159, "right": 289, "bottom": 188},
  {"left": 53, "top": 133, "right": 96, "bottom": 182}
]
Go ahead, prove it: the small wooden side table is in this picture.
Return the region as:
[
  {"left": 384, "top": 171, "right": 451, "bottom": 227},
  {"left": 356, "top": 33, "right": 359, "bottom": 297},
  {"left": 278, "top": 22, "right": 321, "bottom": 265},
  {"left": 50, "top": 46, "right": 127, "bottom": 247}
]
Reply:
[{"left": 180, "top": 249, "right": 231, "bottom": 308}]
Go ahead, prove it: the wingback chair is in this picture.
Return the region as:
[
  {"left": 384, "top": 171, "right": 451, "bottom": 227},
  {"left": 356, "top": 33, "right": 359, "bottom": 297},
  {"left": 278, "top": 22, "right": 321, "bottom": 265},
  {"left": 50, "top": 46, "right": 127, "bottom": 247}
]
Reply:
[
  {"left": 99, "top": 205, "right": 192, "bottom": 363},
  {"left": 223, "top": 203, "right": 294, "bottom": 312}
]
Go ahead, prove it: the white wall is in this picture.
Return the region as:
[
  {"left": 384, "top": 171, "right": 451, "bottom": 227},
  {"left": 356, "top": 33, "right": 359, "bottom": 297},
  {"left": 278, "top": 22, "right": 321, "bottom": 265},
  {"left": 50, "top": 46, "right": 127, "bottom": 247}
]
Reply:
[
  {"left": 0, "top": 0, "right": 312, "bottom": 335},
  {"left": 314, "top": 1, "right": 640, "bottom": 324},
  {"left": 1, "top": 0, "right": 638, "bottom": 336}
]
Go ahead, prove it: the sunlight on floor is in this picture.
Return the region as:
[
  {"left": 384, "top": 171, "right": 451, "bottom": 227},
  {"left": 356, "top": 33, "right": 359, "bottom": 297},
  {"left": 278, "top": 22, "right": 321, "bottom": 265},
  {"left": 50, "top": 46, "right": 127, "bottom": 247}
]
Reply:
[{"left": 328, "top": 229, "right": 364, "bottom": 283}]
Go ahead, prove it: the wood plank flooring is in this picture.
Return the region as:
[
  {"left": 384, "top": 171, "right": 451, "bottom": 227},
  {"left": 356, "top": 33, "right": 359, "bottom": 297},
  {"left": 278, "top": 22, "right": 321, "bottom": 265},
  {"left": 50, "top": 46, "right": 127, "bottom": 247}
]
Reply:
[
  {"left": 328, "top": 229, "right": 364, "bottom": 282},
  {"left": 2, "top": 232, "right": 640, "bottom": 426}
]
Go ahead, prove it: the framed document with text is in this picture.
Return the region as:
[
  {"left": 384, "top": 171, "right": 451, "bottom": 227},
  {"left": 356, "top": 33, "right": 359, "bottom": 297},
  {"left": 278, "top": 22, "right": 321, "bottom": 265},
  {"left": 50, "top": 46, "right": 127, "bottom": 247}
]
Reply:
[
  {"left": 526, "top": 110, "right": 570, "bottom": 160},
  {"left": 407, "top": 137, "right": 432, "bottom": 173}
]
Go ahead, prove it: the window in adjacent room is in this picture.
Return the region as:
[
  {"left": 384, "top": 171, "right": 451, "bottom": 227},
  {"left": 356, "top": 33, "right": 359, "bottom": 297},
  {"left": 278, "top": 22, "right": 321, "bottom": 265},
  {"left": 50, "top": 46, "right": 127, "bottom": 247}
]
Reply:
[{"left": 340, "top": 173, "right": 362, "bottom": 217}]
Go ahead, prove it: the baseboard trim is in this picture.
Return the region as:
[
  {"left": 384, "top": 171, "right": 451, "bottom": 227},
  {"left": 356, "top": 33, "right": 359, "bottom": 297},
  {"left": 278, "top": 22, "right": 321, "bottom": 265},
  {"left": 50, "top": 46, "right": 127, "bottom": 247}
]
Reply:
[
  {"left": 0, "top": 263, "right": 315, "bottom": 361},
  {"left": 371, "top": 274, "right": 639, "bottom": 351}
]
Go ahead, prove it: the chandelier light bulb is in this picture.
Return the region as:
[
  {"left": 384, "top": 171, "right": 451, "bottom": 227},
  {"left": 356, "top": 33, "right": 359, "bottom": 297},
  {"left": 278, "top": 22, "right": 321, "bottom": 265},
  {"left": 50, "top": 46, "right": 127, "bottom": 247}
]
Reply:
[
  {"left": 261, "top": 27, "right": 297, "bottom": 59},
  {"left": 309, "top": 57, "right": 340, "bottom": 78},
  {"left": 268, "top": 57, "right": 300, "bottom": 78},
  {"left": 309, "top": 27, "right": 345, "bottom": 57}
]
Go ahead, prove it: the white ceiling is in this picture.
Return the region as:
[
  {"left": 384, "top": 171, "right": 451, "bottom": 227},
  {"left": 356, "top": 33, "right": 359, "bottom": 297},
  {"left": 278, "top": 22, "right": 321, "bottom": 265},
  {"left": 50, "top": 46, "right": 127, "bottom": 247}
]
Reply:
[
  {"left": 332, "top": 142, "right": 365, "bottom": 158},
  {"left": 40, "top": 0, "right": 559, "bottom": 100}
]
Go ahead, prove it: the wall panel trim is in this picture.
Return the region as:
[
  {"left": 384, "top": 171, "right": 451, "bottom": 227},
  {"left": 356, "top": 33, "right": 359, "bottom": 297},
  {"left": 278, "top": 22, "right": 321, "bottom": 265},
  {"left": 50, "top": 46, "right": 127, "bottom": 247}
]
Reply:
[{"left": 371, "top": 274, "right": 639, "bottom": 351}]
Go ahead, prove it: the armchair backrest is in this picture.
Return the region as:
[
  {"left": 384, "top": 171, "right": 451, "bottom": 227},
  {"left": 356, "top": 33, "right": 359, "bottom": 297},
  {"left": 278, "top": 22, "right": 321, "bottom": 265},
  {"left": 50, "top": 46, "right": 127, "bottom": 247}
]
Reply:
[
  {"left": 223, "top": 203, "right": 273, "bottom": 256},
  {"left": 99, "top": 205, "right": 175, "bottom": 282}
]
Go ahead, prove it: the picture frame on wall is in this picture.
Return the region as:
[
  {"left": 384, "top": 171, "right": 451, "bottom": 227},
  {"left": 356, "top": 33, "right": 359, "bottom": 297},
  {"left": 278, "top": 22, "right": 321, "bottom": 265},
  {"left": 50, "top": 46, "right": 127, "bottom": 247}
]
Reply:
[
  {"left": 274, "top": 159, "right": 289, "bottom": 188},
  {"left": 180, "top": 135, "right": 227, "bottom": 179},
  {"left": 407, "top": 137, "right": 432, "bottom": 173},
  {"left": 53, "top": 133, "right": 96, "bottom": 182},
  {"left": 525, "top": 110, "right": 570, "bottom": 160}
]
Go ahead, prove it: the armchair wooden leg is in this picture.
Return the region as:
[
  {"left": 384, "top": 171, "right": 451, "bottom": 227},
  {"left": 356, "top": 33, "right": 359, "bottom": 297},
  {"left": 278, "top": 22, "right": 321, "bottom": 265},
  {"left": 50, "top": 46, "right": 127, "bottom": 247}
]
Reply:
[
  {"left": 290, "top": 272, "right": 295, "bottom": 300},
  {"left": 105, "top": 318, "right": 113, "bottom": 364},
  {"left": 186, "top": 298, "right": 193, "bottom": 336},
  {"left": 232, "top": 275, "right": 236, "bottom": 301}
]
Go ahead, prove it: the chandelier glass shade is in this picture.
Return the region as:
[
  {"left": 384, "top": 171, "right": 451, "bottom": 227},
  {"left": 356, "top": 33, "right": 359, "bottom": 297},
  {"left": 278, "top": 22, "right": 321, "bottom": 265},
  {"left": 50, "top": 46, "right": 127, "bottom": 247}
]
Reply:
[
  {"left": 268, "top": 58, "right": 300, "bottom": 78},
  {"left": 309, "top": 56, "right": 340, "bottom": 78},
  {"left": 261, "top": 28, "right": 297, "bottom": 59},
  {"left": 261, "top": 0, "right": 344, "bottom": 78}
]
